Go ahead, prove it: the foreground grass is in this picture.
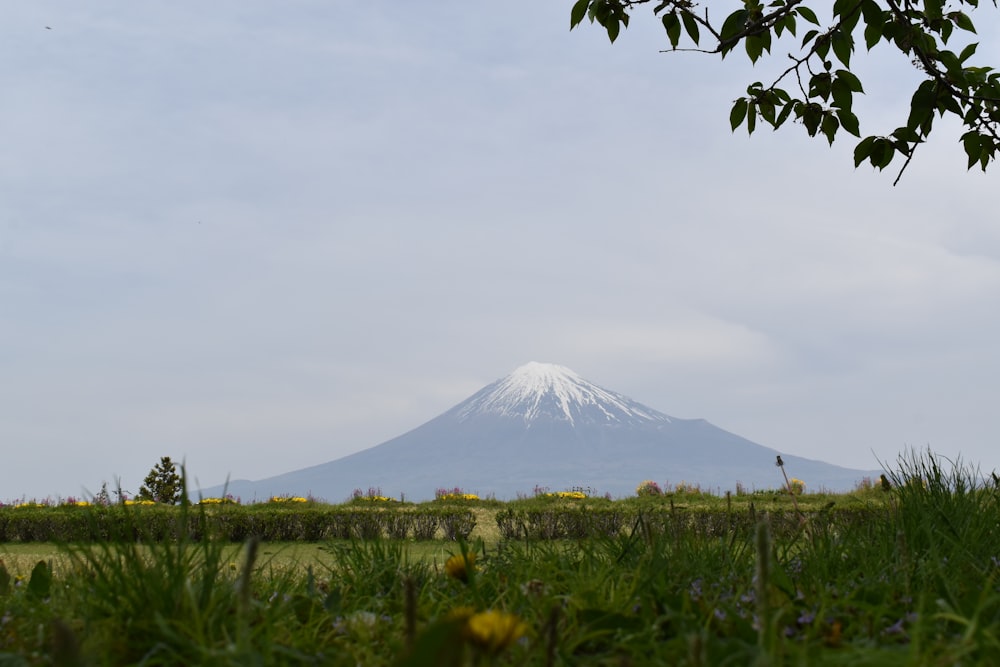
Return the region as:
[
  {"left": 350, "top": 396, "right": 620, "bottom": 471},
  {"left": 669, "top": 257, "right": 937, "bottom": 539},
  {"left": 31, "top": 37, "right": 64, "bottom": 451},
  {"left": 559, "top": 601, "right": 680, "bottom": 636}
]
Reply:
[{"left": 2, "top": 451, "right": 999, "bottom": 665}]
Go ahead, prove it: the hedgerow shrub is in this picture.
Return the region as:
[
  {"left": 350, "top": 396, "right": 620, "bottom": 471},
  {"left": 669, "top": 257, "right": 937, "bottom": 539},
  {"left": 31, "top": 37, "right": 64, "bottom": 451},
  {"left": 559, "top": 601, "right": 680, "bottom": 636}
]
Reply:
[{"left": 0, "top": 505, "right": 478, "bottom": 542}]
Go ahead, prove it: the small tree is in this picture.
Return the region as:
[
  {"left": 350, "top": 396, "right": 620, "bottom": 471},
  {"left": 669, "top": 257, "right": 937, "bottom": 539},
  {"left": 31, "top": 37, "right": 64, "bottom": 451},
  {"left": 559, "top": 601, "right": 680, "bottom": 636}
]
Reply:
[
  {"left": 137, "top": 456, "right": 183, "bottom": 504},
  {"left": 93, "top": 482, "right": 111, "bottom": 507}
]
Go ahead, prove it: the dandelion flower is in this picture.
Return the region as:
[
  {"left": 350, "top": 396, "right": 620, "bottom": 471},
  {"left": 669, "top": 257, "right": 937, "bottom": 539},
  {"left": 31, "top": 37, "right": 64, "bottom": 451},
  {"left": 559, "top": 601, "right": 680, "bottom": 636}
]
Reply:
[
  {"left": 464, "top": 610, "right": 527, "bottom": 653},
  {"left": 444, "top": 553, "right": 476, "bottom": 582}
]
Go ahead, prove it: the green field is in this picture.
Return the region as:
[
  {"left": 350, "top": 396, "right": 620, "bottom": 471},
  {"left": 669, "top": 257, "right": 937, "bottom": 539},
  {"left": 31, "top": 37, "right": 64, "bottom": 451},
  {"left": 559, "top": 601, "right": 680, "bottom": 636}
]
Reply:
[{"left": 2, "top": 451, "right": 999, "bottom": 665}]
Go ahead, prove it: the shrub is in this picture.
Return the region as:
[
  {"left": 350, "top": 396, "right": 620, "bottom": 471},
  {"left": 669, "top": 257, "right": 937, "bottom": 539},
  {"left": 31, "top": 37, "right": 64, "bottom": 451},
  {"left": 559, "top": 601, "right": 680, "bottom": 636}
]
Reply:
[
  {"left": 440, "top": 511, "right": 477, "bottom": 541},
  {"left": 636, "top": 480, "right": 662, "bottom": 497},
  {"left": 436, "top": 489, "right": 480, "bottom": 502}
]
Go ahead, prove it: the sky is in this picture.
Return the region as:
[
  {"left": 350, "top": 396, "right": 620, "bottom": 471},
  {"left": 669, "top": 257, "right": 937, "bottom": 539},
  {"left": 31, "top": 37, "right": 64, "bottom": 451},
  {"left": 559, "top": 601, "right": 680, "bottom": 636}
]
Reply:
[{"left": 2, "top": 2, "right": 999, "bottom": 501}]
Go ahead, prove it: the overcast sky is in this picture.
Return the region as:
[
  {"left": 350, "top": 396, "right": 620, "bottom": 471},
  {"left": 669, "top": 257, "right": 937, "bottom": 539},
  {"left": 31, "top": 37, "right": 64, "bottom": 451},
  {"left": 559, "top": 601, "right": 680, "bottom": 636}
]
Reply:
[{"left": 3, "top": 2, "right": 999, "bottom": 501}]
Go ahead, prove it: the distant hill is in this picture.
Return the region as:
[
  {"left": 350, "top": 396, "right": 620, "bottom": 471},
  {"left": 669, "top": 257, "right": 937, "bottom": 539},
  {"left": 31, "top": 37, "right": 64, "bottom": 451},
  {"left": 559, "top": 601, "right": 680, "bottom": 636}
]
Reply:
[{"left": 197, "top": 362, "right": 880, "bottom": 502}]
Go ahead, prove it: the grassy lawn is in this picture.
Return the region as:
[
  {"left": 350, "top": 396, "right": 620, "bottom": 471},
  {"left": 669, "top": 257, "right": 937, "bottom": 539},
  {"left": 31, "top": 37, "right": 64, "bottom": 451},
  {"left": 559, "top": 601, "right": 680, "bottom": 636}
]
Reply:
[{"left": 0, "top": 540, "right": 482, "bottom": 579}]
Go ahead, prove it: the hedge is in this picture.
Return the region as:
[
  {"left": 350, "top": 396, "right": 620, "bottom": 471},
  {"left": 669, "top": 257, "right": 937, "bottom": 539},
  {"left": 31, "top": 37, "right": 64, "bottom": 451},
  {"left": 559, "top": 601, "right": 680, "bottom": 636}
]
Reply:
[{"left": 0, "top": 506, "right": 476, "bottom": 543}]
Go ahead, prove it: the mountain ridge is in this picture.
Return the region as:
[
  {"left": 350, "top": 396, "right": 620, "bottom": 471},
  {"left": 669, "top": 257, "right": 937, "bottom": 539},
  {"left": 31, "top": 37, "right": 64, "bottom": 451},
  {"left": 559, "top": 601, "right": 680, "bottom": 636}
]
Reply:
[{"left": 197, "top": 362, "right": 880, "bottom": 502}]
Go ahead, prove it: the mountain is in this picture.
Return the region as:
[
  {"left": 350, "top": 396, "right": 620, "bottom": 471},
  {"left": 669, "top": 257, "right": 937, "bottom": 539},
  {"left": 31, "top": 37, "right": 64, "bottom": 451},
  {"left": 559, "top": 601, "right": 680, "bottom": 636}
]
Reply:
[{"left": 197, "top": 362, "right": 880, "bottom": 502}]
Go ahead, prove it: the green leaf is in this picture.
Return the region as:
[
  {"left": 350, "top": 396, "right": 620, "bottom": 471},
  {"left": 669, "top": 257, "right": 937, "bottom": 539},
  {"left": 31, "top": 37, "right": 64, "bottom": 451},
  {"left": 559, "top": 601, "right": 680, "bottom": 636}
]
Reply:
[
  {"left": 854, "top": 135, "right": 876, "bottom": 166},
  {"left": 939, "top": 50, "right": 961, "bottom": 75},
  {"left": 808, "top": 72, "right": 832, "bottom": 100},
  {"left": 821, "top": 112, "right": 840, "bottom": 145},
  {"left": 907, "top": 80, "right": 937, "bottom": 135},
  {"left": 27, "top": 561, "right": 51, "bottom": 599},
  {"left": 796, "top": 6, "right": 820, "bottom": 25},
  {"left": 952, "top": 12, "right": 976, "bottom": 34},
  {"left": 774, "top": 101, "right": 794, "bottom": 128},
  {"left": 860, "top": 0, "right": 883, "bottom": 26},
  {"left": 783, "top": 13, "right": 798, "bottom": 37},
  {"left": 802, "top": 103, "right": 823, "bottom": 136},
  {"left": 979, "top": 139, "right": 996, "bottom": 171},
  {"left": 873, "top": 138, "right": 895, "bottom": 169},
  {"left": 836, "top": 69, "right": 864, "bottom": 93},
  {"left": 834, "top": 0, "right": 862, "bottom": 35},
  {"left": 590, "top": 0, "right": 608, "bottom": 22},
  {"left": 959, "top": 42, "right": 978, "bottom": 63},
  {"left": 864, "top": 21, "right": 884, "bottom": 50},
  {"left": 681, "top": 11, "right": 700, "bottom": 45},
  {"left": 730, "top": 98, "right": 749, "bottom": 131},
  {"left": 746, "top": 34, "right": 764, "bottom": 63},
  {"left": 939, "top": 90, "right": 962, "bottom": 116},
  {"left": 747, "top": 102, "right": 757, "bottom": 134},
  {"left": 964, "top": 103, "right": 984, "bottom": 125},
  {"left": 836, "top": 108, "right": 861, "bottom": 136},
  {"left": 962, "top": 131, "right": 981, "bottom": 169},
  {"left": 758, "top": 100, "right": 776, "bottom": 126},
  {"left": 571, "top": 0, "right": 590, "bottom": 29},
  {"left": 868, "top": 137, "right": 896, "bottom": 171},
  {"left": 774, "top": 14, "right": 787, "bottom": 38},
  {"left": 663, "top": 12, "right": 681, "bottom": 48},
  {"left": 940, "top": 20, "right": 953, "bottom": 44},
  {"left": 867, "top": 137, "right": 885, "bottom": 168},
  {"left": 720, "top": 9, "right": 749, "bottom": 41},
  {"left": 832, "top": 30, "right": 853, "bottom": 67},
  {"left": 606, "top": 18, "right": 621, "bottom": 43},
  {"left": 815, "top": 34, "right": 831, "bottom": 60},
  {"left": 393, "top": 619, "right": 467, "bottom": 667},
  {"left": 831, "top": 78, "right": 853, "bottom": 110},
  {"left": 925, "top": 0, "right": 944, "bottom": 22},
  {"left": 891, "top": 126, "right": 921, "bottom": 143}
]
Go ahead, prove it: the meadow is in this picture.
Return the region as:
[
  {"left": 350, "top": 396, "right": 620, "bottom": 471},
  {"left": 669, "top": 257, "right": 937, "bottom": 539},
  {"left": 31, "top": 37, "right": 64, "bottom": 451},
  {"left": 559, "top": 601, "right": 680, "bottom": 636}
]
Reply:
[{"left": 1, "top": 451, "right": 999, "bottom": 666}]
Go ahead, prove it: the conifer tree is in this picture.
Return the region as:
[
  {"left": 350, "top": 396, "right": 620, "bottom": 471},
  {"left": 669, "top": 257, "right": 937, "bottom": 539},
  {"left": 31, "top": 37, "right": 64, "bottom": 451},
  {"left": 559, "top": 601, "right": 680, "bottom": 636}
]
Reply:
[{"left": 137, "top": 456, "right": 183, "bottom": 504}]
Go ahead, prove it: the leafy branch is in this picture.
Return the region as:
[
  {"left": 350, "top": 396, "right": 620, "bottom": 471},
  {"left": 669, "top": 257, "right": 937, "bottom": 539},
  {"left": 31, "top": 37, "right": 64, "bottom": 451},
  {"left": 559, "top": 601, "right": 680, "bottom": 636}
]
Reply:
[{"left": 570, "top": 0, "right": 1000, "bottom": 181}]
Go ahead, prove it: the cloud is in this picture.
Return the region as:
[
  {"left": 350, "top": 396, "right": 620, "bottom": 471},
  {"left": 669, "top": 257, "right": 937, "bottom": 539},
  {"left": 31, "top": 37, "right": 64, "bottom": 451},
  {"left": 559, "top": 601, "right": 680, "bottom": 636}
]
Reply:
[{"left": 3, "top": 1, "right": 1000, "bottom": 499}]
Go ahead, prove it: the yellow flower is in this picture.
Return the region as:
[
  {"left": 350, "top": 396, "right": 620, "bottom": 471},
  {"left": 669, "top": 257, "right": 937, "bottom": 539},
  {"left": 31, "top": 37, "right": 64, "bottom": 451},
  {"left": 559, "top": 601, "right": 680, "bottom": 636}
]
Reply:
[
  {"left": 444, "top": 552, "right": 476, "bottom": 582},
  {"left": 545, "top": 491, "right": 586, "bottom": 499},
  {"left": 437, "top": 493, "right": 479, "bottom": 501},
  {"left": 464, "top": 610, "right": 528, "bottom": 653},
  {"left": 787, "top": 478, "right": 806, "bottom": 495}
]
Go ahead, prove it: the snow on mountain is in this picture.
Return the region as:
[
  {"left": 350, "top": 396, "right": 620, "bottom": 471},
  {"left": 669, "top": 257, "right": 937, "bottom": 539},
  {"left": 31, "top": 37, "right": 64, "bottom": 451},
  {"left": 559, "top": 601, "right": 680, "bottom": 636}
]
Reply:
[{"left": 454, "top": 362, "right": 671, "bottom": 427}]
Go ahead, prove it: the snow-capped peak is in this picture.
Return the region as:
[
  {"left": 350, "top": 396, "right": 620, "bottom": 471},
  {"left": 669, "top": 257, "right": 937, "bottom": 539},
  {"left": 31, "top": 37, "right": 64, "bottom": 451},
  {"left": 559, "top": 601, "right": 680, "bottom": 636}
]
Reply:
[{"left": 454, "top": 362, "right": 671, "bottom": 426}]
